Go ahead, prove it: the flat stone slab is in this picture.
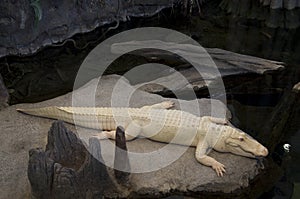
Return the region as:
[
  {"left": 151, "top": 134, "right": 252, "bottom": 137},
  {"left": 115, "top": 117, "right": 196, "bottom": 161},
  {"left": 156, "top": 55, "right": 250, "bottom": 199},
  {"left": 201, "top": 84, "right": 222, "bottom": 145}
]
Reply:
[
  {"left": 111, "top": 41, "right": 284, "bottom": 95},
  {"left": 0, "top": 75, "right": 265, "bottom": 199},
  {"left": 28, "top": 121, "right": 262, "bottom": 198}
]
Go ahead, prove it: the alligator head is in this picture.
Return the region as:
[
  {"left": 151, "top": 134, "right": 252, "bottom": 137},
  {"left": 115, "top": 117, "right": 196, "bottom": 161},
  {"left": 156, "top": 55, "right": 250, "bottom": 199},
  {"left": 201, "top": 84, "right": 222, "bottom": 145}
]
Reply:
[{"left": 214, "top": 125, "right": 268, "bottom": 158}]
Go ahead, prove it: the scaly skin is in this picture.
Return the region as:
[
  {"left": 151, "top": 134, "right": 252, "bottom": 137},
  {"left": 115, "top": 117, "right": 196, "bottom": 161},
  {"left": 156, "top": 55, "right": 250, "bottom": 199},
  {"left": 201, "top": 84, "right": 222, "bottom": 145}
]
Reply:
[{"left": 17, "top": 101, "right": 268, "bottom": 176}]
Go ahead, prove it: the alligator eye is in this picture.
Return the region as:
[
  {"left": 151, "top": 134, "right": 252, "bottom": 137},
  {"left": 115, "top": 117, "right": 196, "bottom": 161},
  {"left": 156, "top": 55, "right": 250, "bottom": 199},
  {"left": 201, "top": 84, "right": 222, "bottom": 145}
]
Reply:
[{"left": 239, "top": 137, "right": 244, "bottom": 142}]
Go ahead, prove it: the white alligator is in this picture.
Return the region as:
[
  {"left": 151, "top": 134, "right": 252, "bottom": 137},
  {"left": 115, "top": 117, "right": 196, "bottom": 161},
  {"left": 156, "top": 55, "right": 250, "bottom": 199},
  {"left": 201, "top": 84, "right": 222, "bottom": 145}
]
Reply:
[{"left": 17, "top": 101, "right": 268, "bottom": 176}]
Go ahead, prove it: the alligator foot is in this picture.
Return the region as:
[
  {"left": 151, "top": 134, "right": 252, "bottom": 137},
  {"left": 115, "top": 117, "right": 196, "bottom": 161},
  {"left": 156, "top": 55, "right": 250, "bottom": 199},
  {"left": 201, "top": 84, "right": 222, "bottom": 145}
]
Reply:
[
  {"left": 93, "top": 130, "right": 137, "bottom": 141},
  {"left": 92, "top": 131, "right": 113, "bottom": 140},
  {"left": 210, "top": 117, "right": 228, "bottom": 125},
  {"left": 141, "top": 101, "right": 175, "bottom": 109},
  {"left": 159, "top": 101, "right": 175, "bottom": 109},
  {"left": 201, "top": 116, "right": 228, "bottom": 125},
  {"left": 211, "top": 161, "right": 226, "bottom": 177}
]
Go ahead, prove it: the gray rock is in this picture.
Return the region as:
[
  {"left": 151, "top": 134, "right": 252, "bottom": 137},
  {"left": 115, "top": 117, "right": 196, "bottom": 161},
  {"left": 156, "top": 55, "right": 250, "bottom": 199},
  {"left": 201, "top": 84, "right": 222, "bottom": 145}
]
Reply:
[
  {"left": 0, "top": 73, "right": 9, "bottom": 109},
  {"left": 113, "top": 41, "right": 284, "bottom": 96},
  {"left": 260, "top": 0, "right": 300, "bottom": 9},
  {"left": 0, "top": 75, "right": 264, "bottom": 199},
  {"left": 293, "top": 82, "right": 300, "bottom": 93},
  {"left": 28, "top": 121, "right": 116, "bottom": 199},
  {"left": 28, "top": 121, "right": 262, "bottom": 198},
  {"left": 220, "top": 0, "right": 300, "bottom": 28},
  {"left": 0, "top": 0, "right": 179, "bottom": 58}
]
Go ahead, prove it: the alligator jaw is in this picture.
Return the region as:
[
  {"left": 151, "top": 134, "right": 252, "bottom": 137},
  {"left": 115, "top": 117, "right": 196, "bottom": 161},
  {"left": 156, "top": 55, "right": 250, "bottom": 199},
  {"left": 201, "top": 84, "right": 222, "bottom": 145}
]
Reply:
[{"left": 236, "top": 145, "right": 268, "bottom": 158}]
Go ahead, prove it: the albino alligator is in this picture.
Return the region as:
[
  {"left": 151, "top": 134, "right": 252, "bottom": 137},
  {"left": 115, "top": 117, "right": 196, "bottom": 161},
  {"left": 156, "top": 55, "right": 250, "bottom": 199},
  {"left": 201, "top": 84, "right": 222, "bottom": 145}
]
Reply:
[{"left": 17, "top": 101, "right": 268, "bottom": 176}]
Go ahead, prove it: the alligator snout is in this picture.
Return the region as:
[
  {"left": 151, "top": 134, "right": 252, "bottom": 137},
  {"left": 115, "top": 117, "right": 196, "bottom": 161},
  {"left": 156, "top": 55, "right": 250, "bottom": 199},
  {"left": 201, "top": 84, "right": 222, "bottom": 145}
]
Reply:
[{"left": 257, "top": 147, "right": 268, "bottom": 157}]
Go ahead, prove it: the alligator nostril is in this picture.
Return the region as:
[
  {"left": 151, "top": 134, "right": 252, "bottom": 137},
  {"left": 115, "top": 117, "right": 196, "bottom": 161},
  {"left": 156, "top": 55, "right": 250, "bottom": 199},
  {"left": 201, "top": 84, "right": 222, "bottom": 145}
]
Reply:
[
  {"left": 262, "top": 148, "right": 268, "bottom": 156},
  {"left": 257, "top": 147, "right": 268, "bottom": 156}
]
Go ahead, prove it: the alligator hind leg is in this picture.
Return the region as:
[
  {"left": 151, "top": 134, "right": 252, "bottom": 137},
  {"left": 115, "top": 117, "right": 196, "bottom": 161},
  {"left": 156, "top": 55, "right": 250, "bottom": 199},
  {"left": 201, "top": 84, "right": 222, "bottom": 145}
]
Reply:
[
  {"left": 93, "top": 120, "right": 142, "bottom": 141},
  {"left": 93, "top": 130, "right": 136, "bottom": 141},
  {"left": 141, "top": 101, "right": 175, "bottom": 109}
]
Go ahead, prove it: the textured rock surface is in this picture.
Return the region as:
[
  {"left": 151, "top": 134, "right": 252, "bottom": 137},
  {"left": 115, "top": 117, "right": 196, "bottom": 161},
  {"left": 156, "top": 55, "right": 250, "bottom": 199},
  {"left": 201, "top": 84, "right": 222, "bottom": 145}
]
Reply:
[
  {"left": 113, "top": 41, "right": 284, "bottom": 96},
  {"left": 0, "top": 73, "right": 8, "bottom": 109},
  {"left": 293, "top": 82, "right": 300, "bottom": 92},
  {"left": 0, "top": 0, "right": 179, "bottom": 58},
  {"left": 0, "top": 75, "right": 268, "bottom": 199},
  {"left": 28, "top": 121, "right": 117, "bottom": 199},
  {"left": 260, "top": 0, "right": 300, "bottom": 9},
  {"left": 220, "top": 0, "right": 300, "bottom": 28},
  {"left": 28, "top": 120, "right": 263, "bottom": 198}
]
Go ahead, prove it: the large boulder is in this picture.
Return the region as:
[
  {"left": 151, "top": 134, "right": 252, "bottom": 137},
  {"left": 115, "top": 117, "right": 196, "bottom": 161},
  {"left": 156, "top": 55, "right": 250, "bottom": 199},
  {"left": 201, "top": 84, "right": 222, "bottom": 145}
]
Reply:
[{"left": 0, "top": 74, "right": 269, "bottom": 199}]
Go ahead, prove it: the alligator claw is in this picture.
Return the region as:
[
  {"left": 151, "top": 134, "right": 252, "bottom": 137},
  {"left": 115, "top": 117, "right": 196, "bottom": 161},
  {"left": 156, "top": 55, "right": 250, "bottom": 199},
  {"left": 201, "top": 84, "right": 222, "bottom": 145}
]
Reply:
[
  {"left": 213, "top": 118, "right": 228, "bottom": 125},
  {"left": 92, "top": 131, "right": 110, "bottom": 140},
  {"left": 161, "top": 101, "right": 175, "bottom": 109},
  {"left": 212, "top": 162, "right": 226, "bottom": 177}
]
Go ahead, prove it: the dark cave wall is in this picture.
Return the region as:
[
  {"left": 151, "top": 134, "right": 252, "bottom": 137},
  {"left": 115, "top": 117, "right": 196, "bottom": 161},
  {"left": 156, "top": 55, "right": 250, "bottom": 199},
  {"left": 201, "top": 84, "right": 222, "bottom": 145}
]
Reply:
[{"left": 0, "top": 0, "right": 178, "bottom": 58}]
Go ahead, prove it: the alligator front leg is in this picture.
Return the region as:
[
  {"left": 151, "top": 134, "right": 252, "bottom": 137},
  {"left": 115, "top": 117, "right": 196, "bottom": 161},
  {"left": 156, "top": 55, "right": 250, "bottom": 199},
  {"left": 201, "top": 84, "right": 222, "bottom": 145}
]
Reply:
[
  {"left": 201, "top": 116, "right": 228, "bottom": 125},
  {"left": 195, "top": 140, "right": 226, "bottom": 177},
  {"left": 141, "top": 101, "right": 174, "bottom": 110},
  {"left": 196, "top": 155, "right": 226, "bottom": 177}
]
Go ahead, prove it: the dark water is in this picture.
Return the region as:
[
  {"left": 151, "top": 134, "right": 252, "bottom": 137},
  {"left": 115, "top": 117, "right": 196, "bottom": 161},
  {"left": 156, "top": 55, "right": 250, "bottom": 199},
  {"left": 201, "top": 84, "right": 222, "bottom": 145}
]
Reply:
[{"left": 228, "top": 98, "right": 298, "bottom": 199}]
